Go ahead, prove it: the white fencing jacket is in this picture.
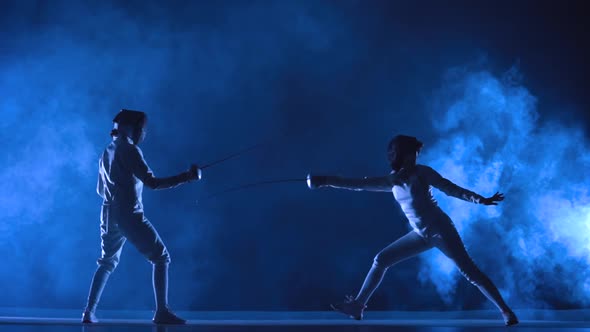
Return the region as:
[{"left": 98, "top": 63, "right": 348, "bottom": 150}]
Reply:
[
  {"left": 97, "top": 136, "right": 192, "bottom": 214},
  {"left": 324, "top": 164, "right": 484, "bottom": 236}
]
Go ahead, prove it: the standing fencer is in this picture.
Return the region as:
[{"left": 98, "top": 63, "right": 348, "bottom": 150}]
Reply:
[
  {"left": 82, "top": 109, "right": 201, "bottom": 324},
  {"left": 307, "top": 135, "right": 518, "bottom": 326}
]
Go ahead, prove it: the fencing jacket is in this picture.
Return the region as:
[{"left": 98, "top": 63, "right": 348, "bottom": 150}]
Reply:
[
  {"left": 96, "top": 136, "right": 192, "bottom": 214},
  {"left": 325, "top": 164, "right": 484, "bottom": 236}
]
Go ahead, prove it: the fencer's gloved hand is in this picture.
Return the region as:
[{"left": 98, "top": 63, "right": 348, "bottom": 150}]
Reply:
[
  {"left": 187, "top": 164, "right": 202, "bottom": 181},
  {"left": 307, "top": 174, "right": 328, "bottom": 189}
]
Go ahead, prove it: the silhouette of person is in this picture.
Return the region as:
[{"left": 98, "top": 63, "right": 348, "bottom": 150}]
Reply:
[
  {"left": 307, "top": 134, "right": 518, "bottom": 326},
  {"left": 82, "top": 109, "right": 201, "bottom": 324}
]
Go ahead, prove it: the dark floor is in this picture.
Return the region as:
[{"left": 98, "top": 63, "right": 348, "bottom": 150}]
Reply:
[{"left": 1, "top": 309, "right": 590, "bottom": 332}]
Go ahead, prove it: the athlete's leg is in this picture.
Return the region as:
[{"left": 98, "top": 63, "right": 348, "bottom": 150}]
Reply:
[
  {"left": 83, "top": 207, "right": 126, "bottom": 322},
  {"left": 119, "top": 214, "right": 185, "bottom": 324},
  {"left": 355, "top": 231, "right": 433, "bottom": 305},
  {"left": 332, "top": 231, "right": 433, "bottom": 320},
  {"left": 119, "top": 213, "right": 170, "bottom": 307},
  {"left": 434, "top": 223, "right": 518, "bottom": 325}
]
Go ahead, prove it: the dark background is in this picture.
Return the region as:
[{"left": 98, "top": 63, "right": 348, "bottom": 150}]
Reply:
[{"left": 0, "top": 0, "right": 588, "bottom": 311}]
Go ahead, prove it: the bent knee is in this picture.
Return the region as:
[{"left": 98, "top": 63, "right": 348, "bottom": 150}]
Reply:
[
  {"left": 148, "top": 248, "right": 171, "bottom": 265},
  {"left": 373, "top": 253, "right": 393, "bottom": 269}
]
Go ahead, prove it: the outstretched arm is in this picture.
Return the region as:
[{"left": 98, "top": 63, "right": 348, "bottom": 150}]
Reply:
[
  {"left": 307, "top": 174, "right": 394, "bottom": 192},
  {"left": 418, "top": 165, "right": 485, "bottom": 203},
  {"left": 124, "top": 145, "right": 200, "bottom": 190}
]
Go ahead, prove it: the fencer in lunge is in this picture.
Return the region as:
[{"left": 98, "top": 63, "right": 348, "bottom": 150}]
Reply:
[
  {"left": 307, "top": 134, "right": 518, "bottom": 326},
  {"left": 82, "top": 109, "right": 201, "bottom": 324}
]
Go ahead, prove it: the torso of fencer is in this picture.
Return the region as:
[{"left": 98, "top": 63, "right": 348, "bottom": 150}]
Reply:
[
  {"left": 391, "top": 165, "right": 457, "bottom": 237},
  {"left": 96, "top": 136, "right": 148, "bottom": 214}
]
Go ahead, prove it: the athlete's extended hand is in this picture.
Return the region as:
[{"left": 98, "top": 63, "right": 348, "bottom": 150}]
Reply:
[
  {"left": 480, "top": 192, "right": 504, "bottom": 205},
  {"left": 307, "top": 174, "right": 328, "bottom": 189},
  {"left": 188, "top": 164, "right": 202, "bottom": 181}
]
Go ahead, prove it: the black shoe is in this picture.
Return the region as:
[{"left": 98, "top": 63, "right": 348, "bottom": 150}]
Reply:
[
  {"left": 502, "top": 310, "right": 519, "bottom": 326},
  {"left": 81, "top": 311, "right": 98, "bottom": 323},
  {"left": 153, "top": 308, "right": 187, "bottom": 325},
  {"left": 330, "top": 295, "right": 366, "bottom": 320}
]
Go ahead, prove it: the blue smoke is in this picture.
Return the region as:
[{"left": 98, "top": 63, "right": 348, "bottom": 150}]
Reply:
[
  {"left": 417, "top": 64, "right": 590, "bottom": 308},
  {"left": 0, "top": 0, "right": 360, "bottom": 310},
  {"left": 1, "top": 1, "right": 587, "bottom": 312}
]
